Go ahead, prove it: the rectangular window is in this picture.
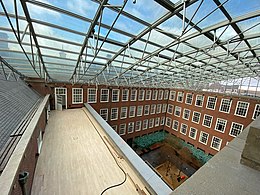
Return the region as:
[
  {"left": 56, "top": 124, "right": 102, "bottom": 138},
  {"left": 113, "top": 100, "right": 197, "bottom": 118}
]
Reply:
[
  {"left": 73, "top": 88, "right": 83, "bottom": 104},
  {"left": 203, "top": 114, "right": 213, "bottom": 128},
  {"left": 100, "top": 89, "right": 109, "bottom": 102},
  {"left": 151, "top": 104, "right": 156, "bottom": 114},
  {"left": 182, "top": 109, "right": 191, "bottom": 120},
  {"left": 128, "top": 122, "right": 134, "bottom": 133},
  {"left": 185, "top": 93, "right": 193, "bottom": 105},
  {"left": 192, "top": 111, "right": 201, "bottom": 124},
  {"left": 172, "top": 120, "right": 179, "bottom": 131},
  {"left": 112, "top": 89, "right": 119, "bottom": 102},
  {"left": 111, "top": 108, "right": 118, "bottom": 120},
  {"left": 137, "top": 106, "right": 143, "bottom": 116},
  {"left": 129, "top": 106, "right": 136, "bottom": 118},
  {"left": 135, "top": 121, "right": 142, "bottom": 131},
  {"left": 199, "top": 131, "right": 209, "bottom": 145},
  {"left": 174, "top": 106, "right": 181, "bottom": 117},
  {"left": 164, "top": 90, "right": 169, "bottom": 100},
  {"left": 120, "top": 107, "right": 128, "bottom": 119},
  {"left": 119, "top": 124, "right": 126, "bottom": 135},
  {"left": 219, "top": 98, "right": 232, "bottom": 113},
  {"left": 143, "top": 119, "right": 148, "bottom": 130},
  {"left": 206, "top": 96, "right": 217, "bottom": 110},
  {"left": 167, "top": 104, "right": 174, "bottom": 114},
  {"left": 100, "top": 108, "right": 108, "bottom": 121},
  {"left": 158, "top": 90, "right": 164, "bottom": 100},
  {"left": 130, "top": 89, "right": 137, "bottom": 101},
  {"left": 87, "top": 88, "right": 97, "bottom": 103},
  {"left": 149, "top": 118, "right": 154, "bottom": 128},
  {"left": 122, "top": 89, "right": 129, "bottom": 102},
  {"left": 235, "top": 101, "right": 249, "bottom": 117},
  {"left": 195, "top": 95, "right": 204, "bottom": 107},
  {"left": 177, "top": 92, "right": 184, "bottom": 102},
  {"left": 145, "top": 90, "right": 151, "bottom": 100},
  {"left": 215, "top": 118, "right": 227, "bottom": 133},
  {"left": 169, "top": 91, "right": 176, "bottom": 101},
  {"left": 211, "top": 136, "right": 222, "bottom": 151},
  {"left": 138, "top": 89, "right": 145, "bottom": 101},
  {"left": 162, "top": 104, "right": 167, "bottom": 113},
  {"left": 160, "top": 117, "right": 165, "bottom": 125},
  {"left": 189, "top": 127, "right": 197, "bottom": 140},
  {"left": 156, "top": 104, "right": 162, "bottom": 114},
  {"left": 152, "top": 90, "right": 158, "bottom": 100},
  {"left": 155, "top": 117, "right": 160, "bottom": 127},
  {"left": 229, "top": 122, "right": 243, "bottom": 137},
  {"left": 144, "top": 105, "right": 150, "bottom": 115},
  {"left": 253, "top": 104, "right": 260, "bottom": 120},
  {"left": 180, "top": 123, "right": 188, "bottom": 135},
  {"left": 166, "top": 117, "right": 172, "bottom": 127}
]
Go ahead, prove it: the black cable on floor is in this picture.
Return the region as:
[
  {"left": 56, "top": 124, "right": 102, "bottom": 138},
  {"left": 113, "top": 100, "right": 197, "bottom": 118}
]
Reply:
[{"left": 82, "top": 109, "right": 127, "bottom": 195}]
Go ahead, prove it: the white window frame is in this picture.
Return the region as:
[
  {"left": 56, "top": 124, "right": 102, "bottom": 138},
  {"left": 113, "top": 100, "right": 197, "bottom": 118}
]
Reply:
[
  {"left": 162, "top": 104, "right": 167, "bottom": 113},
  {"left": 206, "top": 96, "right": 217, "bottom": 110},
  {"left": 111, "top": 108, "right": 118, "bottom": 121},
  {"left": 182, "top": 108, "right": 191, "bottom": 120},
  {"left": 189, "top": 127, "right": 197, "bottom": 140},
  {"left": 119, "top": 124, "right": 126, "bottom": 135},
  {"left": 149, "top": 118, "right": 154, "bottom": 128},
  {"left": 210, "top": 136, "right": 222, "bottom": 151},
  {"left": 145, "top": 90, "right": 151, "bottom": 100},
  {"left": 120, "top": 107, "right": 128, "bottom": 119},
  {"left": 138, "top": 89, "right": 145, "bottom": 101},
  {"left": 172, "top": 120, "right": 179, "bottom": 131},
  {"left": 229, "top": 122, "right": 244, "bottom": 137},
  {"left": 165, "top": 117, "right": 172, "bottom": 127},
  {"left": 195, "top": 95, "right": 204, "bottom": 107},
  {"left": 128, "top": 122, "right": 134, "bottom": 133},
  {"left": 129, "top": 106, "right": 136, "bottom": 118},
  {"left": 143, "top": 119, "right": 148, "bottom": 130},
  {"left": 130, "top": 89, "right": 137, "bottom": 101},
  {"left": 180, "top": 123, "right": 188, "bottom": 135},
  {"left": 156, "top": 104, "right": 162, "bottom": 114},
  {"left": 215, "top": 118, "right": 227, "bottom": 133},
  {"left": 151, "top": 104, "right": 156, "bottom": 114},
  {"left": 152, "top": 90, "right": 158, "bottom": 100},
  {"left": 169, "top": 91, "right": 176, "bottom": 101},
  {"left": 185, "top": 93, "right": 193, "bottom": 105},
  {"left": 100, "top": 108, "right": 108, "bottom": 121},
  {"left": 72, "top": 88, "right": 83, "bottom": 104},
  {"left": 252, "top": 104, "right": 260, "bottom": 120},
  {"left": 100, "top": 89, "right": 109, "bottom": 103},
  {"left": 158, "top": 90, "right": 164, "bottom": 100},
  {"left": 155, "top": 117, "right": 160, "bottom": 127},
  {"left": 192, "top": 111, "right": 201, "bottom": 124},
  {"left": 135, "top": 121, "right": 142, "bottom": 131},
  {"left": 164, "top": 90, "right": 169, "bottom": 100},
  {"left": 202, "top": 114, "right": 213, "bottom": 128},
  {"left": 112, "top": 89, "right": 120, "bottom": 102},
  {"left": 167, "top": 104, "right": 174, "bottom": 114},
  {"left": 177, "top": 91, "right": 184, "bottom": 102},
  {"left": 137, "top": 105, "right": 143, "bottom": 116},
  {"left": 160, "top": 117, "right": 165, "bottom": 125},
  {"left": 144, "top": 105, "right": 150, "bottom": 115},
  {"left": 122, "top": 89, "right": 129, "bottom": 102},
  {"left": 174, "top": 106, "right": 181, "bottom": 117},
  {"left": 219, "top": 98, "right": 232, "bottom": 114},
  {"left": 199, "top": 131, "right": 209, "bottom": 145},
  {"left": 234, "top": 101, "right": 250, "bottom": 118}
]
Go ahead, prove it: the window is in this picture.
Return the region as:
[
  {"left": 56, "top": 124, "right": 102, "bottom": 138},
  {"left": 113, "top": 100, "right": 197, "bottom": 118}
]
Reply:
[
  {"left": 162, "top": 104, "right": 167, "bottom": 113},
  {"left": 155, "top": 117, "right": 160, "bottom": 127},
  {"left": 235, "top": 101, "right": 249, "bottom": 117},
  {"left": 199, "top": 131, "right": 209, "bottom": 145},
  {"left": 156, "top": 104, "right": 162, "bottom": 114},
  {"left": 164, "top": 90, "right": 169, "bottom": 100},
  {"left": 229, "top": 122, "right": 243, "bottom": 137},
  {"left": 143, "top": 119, "right": 148, "bottom": 130},
  {"left": 180, "top": 123, "right": 188, "bottom": 135},
  {"left": 253, "top": 104, "right": 260, "bottom": 120},
  {"left": 112, "top": 89, "right": 119, "bottom": 102},
  {"left": 177, "top": 92, "right": 184, "bottom": 102},
  {"left": 182, "top": 109, "right": 191, "bottom": 120},
  {"left": 138, "top": 89, "right": 145, "bottom": 101},
  {"left": 169, "top": 91, "right": 176, "bottom": 101},
  {"left": 172, "top": 120, "right": 179, "bottom": 131},
  {"left": 215, "top": 118, "right": 227, "bottom": 133},
  {"left": 203, "top": 114, "right": 213, "bottom": 128},
  {"left": 150, "top": 104, "right": 156, "bottom": 114},
  {"left": 88, "top": 88, "right": 97, "bottom": 103},
  {"left": 189, "top": 127, "right": 197, "bottom": 140},
  {"left": 100, "top": 108, "right": 108, "bottom": 121},
  {"left": 160, "top": 117, "right": 165, "bottom": 125},
  {"left": 149, "top": 118, "right": 154, "bottom": 128},
  {"left": 174, "top": 106, "right": 181, "bottom": 117},
  {"left": 145, "top": 90, "right": 151, "bottom": 100},
  {"left": 185, "top": 93, "right": 193, "bottom": 105},
  {"left": 129, "top": 106, "right": 136, "bottom": 118},
  {"left": 166, "top": 117, "right": 172, "bottom": 127},
  {"left": 195, "top": 95, "right": 204, "bottom": 107},
  {"left": 219, "top": 98, "right": 232, "bottom": 113},
  {"left": 211, "top": 136, "right": 222, "bottom": 151},
  {"left": 206, "top": 96, "right": 217, "bottom": 110},
  {"left": 130, "top": 89, "right": 137, "bottom": 101},
  {"left": 111, "top": 125, "right": 117, "bottom": 132},
  {"left": 119, "top": 124, "right": 126, "bottom": 135},
  {"left": 120, "top": 107, "right": 128, "bottom": 119},
  {"left": 192, "top": 111, "right": 201, "bottom": 124},
  {"left": 135, "top": 121, "right": 142, "bottom": 131},
  {"left": 167, "top": 104, "right": 174, "bottom": 114},
  {"left": 144, "top": 105, "right": 150, "bottom": 115},
  {"left": 128, "top": 122, "right": 134, "bottom": 133},
  {"left": 152, "top": 90, "right": 158, "bottom": 100},
  {"left": 111, "top": 108, "right": 118, "bottom": 120},
  {"left": 137, "top": 106, "right": 143, "bottom": 116},
  {"left": 158, "top": 90, "right": 164, "bottom": 100},
  {"left": 100, "top": 89, "right": 109, "bottom": 102},
  {"left": 73, "top": 88, "right": 83, "bottom": 104},
  {"left": 122, "top": 89, "right": 129, "bottom": 102}
]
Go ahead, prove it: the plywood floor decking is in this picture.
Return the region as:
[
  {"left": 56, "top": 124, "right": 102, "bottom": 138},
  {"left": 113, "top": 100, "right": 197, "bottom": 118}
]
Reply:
[{"left": 31, "top": 109, "right": 148, "bottom": 195}]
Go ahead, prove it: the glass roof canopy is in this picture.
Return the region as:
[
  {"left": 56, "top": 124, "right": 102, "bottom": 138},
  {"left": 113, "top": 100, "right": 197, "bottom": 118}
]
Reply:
[{"left": 0, "top": 0, "right": 260, "bottom": 89}]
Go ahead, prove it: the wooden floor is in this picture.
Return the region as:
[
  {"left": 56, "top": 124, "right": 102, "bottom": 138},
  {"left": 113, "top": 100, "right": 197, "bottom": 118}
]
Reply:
[{"left": 31, "top": 108, "right": 149, "bottom": 195}]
